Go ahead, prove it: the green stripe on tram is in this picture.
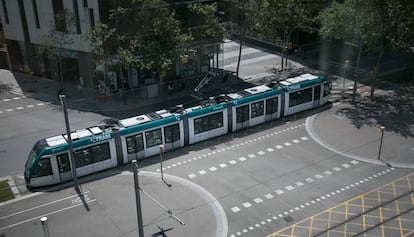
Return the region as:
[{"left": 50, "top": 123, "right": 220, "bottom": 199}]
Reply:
[
  {"left": 231, "top": 89, "right": 281, "bottom": 106},
  {"left": 186, "top": 103, "right": 227, "bottom": 118},
  {"left": 119, "top": 114, "right": 182, "bottom": 135}
]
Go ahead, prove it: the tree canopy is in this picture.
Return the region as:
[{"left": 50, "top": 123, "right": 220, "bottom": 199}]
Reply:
[
  {"left": 319, "top": 0, "right": 414, "bottom": 97},
  {"left": 85, "top": 0, "right": 227, "bottom": 75}
]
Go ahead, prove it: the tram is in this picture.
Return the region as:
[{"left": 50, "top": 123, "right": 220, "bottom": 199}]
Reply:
[{"left": 25, "top": 73, "right": 331, "bottom": 187}]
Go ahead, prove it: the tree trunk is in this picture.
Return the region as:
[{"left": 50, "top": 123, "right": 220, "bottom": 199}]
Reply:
[{"left": 370, "top": 38, "right": 384, "bottom": 99}]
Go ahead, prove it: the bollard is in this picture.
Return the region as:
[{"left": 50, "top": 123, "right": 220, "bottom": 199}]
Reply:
[{"left": 40, "top": 217, "right": 50, "bottom": 237}]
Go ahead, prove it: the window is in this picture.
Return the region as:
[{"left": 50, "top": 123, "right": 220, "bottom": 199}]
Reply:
[
  {"left": 314, "top": 85, "right": 321, "bottom": 101},
  {"left": 266, "top": 97, "right": 278, "bottom": 114},
  {"left": 83, "top": 0, "right": 88, "bottom": 8},
  {"left": 2, "top": 0, "right": 9, "bottom": 24},
  {"left": 32, "top": 157, "right": 53, "bottom": 177},
  {"left": 52, "top": 0, "right": 66, "bottom": 32},
  {"left": 74, "top": 142, "right": 111, "bottom": 167},
  {"left": 57, "top": 153, "right": 71, "bottom": 173},
  {"left": 32, "top": 0, "right": 40, "bottom": 28},
  {"left": 194, "top": 112, "right": 223, "bottom": 134},
  {"left": 72, "top": 0, "right": 81, "bottom": 34},
  {"left": 164, "top": 124, "right": 180, "bottom": 143},
  {"left": 75, "top": 148, "right": 92, "bottom": 167},
  {"left": 126, "top": 133, "right": 144, "bottom": 154},
  {"left": 289, "top": 87, "right": 313, "bottom": 107},
  {"left": 145, "top": 128, "right": 162, "bottom": 148},
  {"left": 251, "top": 101, "right": 264, "bottom": 118},
  {"left": 88, "top": 8, "right": 95, "bottom": 29},
  {"left": 91, "top": 143, "right": 111, "bottom": 162},
  {"left": 236, "top": 105, "right": 249, "bottom": 123},
  {"left": 323, "top": 82, "right": 331, "bottom": 97}
]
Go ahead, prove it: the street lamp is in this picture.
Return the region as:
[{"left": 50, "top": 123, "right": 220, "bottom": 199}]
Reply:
[
  {"left": 131, "top": 160, "right": 144, "bottom": 237},
  {"left": 281, "top": 26, "right": 300, "bottom": 70},
  {"left": 377, "top": 126, "right": 385, "bottom": 161},
  {"left": 159, "top": 144, "right": 165, "bottom": 181},
  {"left": 344, "top": 41, "right": 362, "bottom": 103},
  {"left": 40, "top": 217, "right": 50, "bottom": 237},
  {"left": 59, "top": 94, "right": 79, "bottom": 191}
]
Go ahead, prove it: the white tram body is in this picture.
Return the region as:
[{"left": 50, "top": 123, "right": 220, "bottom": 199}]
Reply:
[
  {"left": 118, "top": 110, "right": 184, "bottom": 163},
  {"left": 184, "top": 102, "right": 229, "bottom": 144},
  {"left": 25, "top": 127, "right": 117, "bottom": 187},
  {"left": 25, "top": 73, "right": 331, "bottom": 187},
  {"left": 279, "top": 73, "right": 331, "bottom": 116},
  {"left": 229, "top": 85, "right": 282, "bottom": 132}
]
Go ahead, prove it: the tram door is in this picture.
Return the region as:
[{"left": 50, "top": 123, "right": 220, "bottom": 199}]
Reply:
[
  {"left": 57, "top": 153, "right": 73, "bottom": 182},
  {"left": 313, "top": 85, "right": 321, "bottom": 107}
]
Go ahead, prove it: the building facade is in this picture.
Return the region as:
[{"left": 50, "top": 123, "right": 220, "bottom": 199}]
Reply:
[{"left": 0, "top": 0, "right": 223, "bottom": 97}]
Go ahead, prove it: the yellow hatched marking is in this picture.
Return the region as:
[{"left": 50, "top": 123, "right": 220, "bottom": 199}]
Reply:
[{"left": 267, "top": 172, "right": 414, "bottom": 237}]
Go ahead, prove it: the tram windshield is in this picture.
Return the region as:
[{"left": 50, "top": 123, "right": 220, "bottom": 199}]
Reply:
[{"left": 25, "top": 140, "right": 47, "bottom": 173}]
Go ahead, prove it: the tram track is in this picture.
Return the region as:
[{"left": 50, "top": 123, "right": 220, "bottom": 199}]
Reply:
[{"left": 314, "top": 189, "right": 414, "bottom": 237}]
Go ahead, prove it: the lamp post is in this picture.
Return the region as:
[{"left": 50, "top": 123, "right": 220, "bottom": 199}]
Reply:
[
  {"left": 377, "top": 126, "right": 385, "bottom": 161},
  {"left": 59, "top": 94, "right": 79, "bottom": 191},
  {"left": 281, "top": 26, "right": 299, "bottom": 70},
  {"left": 159, "top": 145, "right": 165, "bottom": 181},
  {"left": 40, "top": 217, "right": 50, "bottom": 237},
  {"left": 131, "top": 160, "right": 144, "bottom": 237},
  {"left": 344, "top": 41, "right": 362, "bottom": 103}
]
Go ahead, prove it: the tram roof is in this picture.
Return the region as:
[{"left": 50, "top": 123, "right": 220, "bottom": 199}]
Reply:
[
  {"left": 229, "top": 85, "right": 281, "bottom": 106},
  {"left": 118, "top": 112, "right": 182, "bottom": 135},
  {"left": 279, "top": 73, "right": 325, "bottom": 91}
]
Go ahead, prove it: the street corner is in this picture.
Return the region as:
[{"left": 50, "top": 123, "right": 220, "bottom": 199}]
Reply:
[
  {"left": 84, "top": 170, "right": 228, "bottom": 237},
  {"left": 307, "top": 101, "right": 414, "bottom": 168}
]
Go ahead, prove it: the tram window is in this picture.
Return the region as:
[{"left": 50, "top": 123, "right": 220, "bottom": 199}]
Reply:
[
  {"left": 251, "top": 101, "right": 264, "bottom": 118},
  {"left": 289, "top": 88, "right": 313, "bottom": 107},
  {"left": 145, "top": 128, "right": 162, "bottom": 148},
  {"left": 75, "top": 148, "right": 92, "bottom": 167},
  {"left": 314, "top": 85, "right": 321, "bottom": 101},
  {"left": 236, "top": 105, "right": 249, "bottom": 123},
  {"left": 266, "top": 97, "right": 278, "bottom": 114},
  {"left": 57, "top": 153, "right": 71, "bottom": 173},
  {"left": 164, "top": 124, "right": 180, "bottom": 143},
  {"left": 32, "top": 157, "right": 53, "bottom": 177},
  {"left": 323, "top": 82, "right": 330, "bottom": 97},
  {"left": 194, "top": 112, "right": 223, "bottom": 134},
  {"left": 126, "top": 133, "right": 144, "bottom": 154},
  {"left": 91, "top": 143, "right": 111, "bottom": 162}
]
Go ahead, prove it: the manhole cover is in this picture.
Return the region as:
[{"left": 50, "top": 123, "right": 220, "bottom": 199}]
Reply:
[{"left": 283, "top": 216, "right": 294, "bottom": 223}]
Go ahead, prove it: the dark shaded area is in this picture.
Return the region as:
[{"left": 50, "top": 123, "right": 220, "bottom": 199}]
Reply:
[{"left": 336, "top": 84, "right": 414, "bottom": 138}]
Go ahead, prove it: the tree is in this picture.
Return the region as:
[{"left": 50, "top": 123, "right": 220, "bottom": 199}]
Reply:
[
  {"left": 187, "top": 2, "right": 227, "bottom": 41},
  {"left": 86, "top": 0, "right": 192, "bottom": 83},
  {"left": 40, "top": 9, "right": 76, "bottom": 90},
  {"left": 319, "top": 0, "right": 414, "bottom": 99},
  {"left": 250, "top": 0, "right": 329, "bottom": 70}
]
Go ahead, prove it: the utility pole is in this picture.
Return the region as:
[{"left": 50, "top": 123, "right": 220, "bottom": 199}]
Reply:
[
  {"left": 344, "top": 41, "right": 362, "bottom": 103},
  {"left": 59, "top": 94, "right": 79, "bottom": 191},
  {"left": 132, "top": 160, "right": 144, "bottom": 237},
  {"left": 159, "top": 145, "right": 165, "bottom": 181},
  {"left": 377, "top": 126, "right": 385, "bottom": 161}
]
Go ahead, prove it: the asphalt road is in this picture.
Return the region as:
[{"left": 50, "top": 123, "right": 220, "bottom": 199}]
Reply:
[
  {"left": 0, "top": 90, "right": 109, "bottom": 177},
  {"left": 1, "top": 105, "right": 413, "bottom": 237}
]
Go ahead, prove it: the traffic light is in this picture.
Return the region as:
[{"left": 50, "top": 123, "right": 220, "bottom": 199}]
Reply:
[{"left": 182, "top": 54, "right": 189, "bottom": 64}]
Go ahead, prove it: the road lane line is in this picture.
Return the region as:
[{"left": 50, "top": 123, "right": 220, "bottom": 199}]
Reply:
[
  {"left": 0, "top": 199, "right": 96, "bottom": 231},
  {"left": 0, "top": 191, "right": 90, "bottom": 221}
]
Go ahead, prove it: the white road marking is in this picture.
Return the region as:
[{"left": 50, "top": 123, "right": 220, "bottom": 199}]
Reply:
[
  {"left": 231, "top": 207, "right": 240, "bottom": 213},
  {"left": 238, "top": 157, "right": 247, "bottom": 161},
  {"left": 253, "top": 198, "right": 263, "bottom": 203},
  {"left": 209, "top": 167, "right": 217, "bottom": 171},
  {"left": 229, "top": 160, "right": 237, "bottom": 165},
  {"left": 257, "top": 151, "right": 265, "bottom": 155},
  {"left": 242, "top": 202, "right": 252, "bottom": 208},
  {"left": 188, "top": 174, "right": 196, "bottom": 179},
  {"left": 275, "top": 145, "right": 283, "bottom": 149},
  {"left": 292, "top": 139, "right": 300, "bottom": 143},
  {"left": 248, "top": 154, "right": 256, "bottom": 159},
  {"left": 264, "top": 193, "right": 274, "bottom": 199},
  {"left": 198, "top": 170, "right": 207, "bottom": 175},
  {"left": 219, "top": 163, "right": 227, "bottom": 168},
  {"left": 266, "top": 148, "right": 274, "bottom": 152},
  {"left": 275, "top": 189, "right": 284, "bottom": 195},
  {"left": 284, "top": 142, "right": 292, "bottom": 146}
]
